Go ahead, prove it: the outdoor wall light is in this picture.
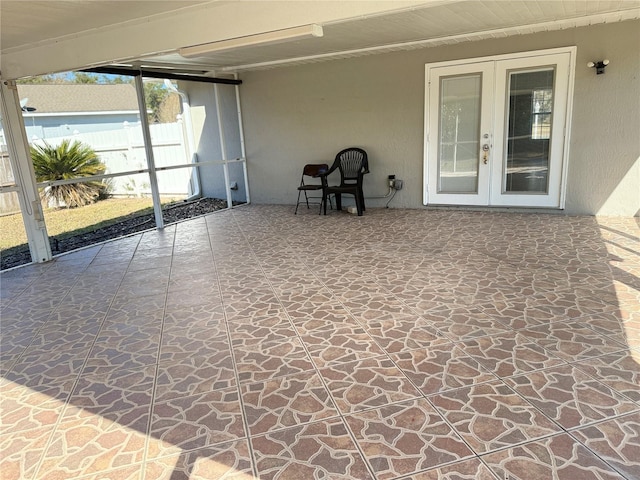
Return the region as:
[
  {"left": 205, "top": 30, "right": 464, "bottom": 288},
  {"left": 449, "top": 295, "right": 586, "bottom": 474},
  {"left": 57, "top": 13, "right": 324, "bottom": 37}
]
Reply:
[{"left": 587, "top": 59, "right": 609, "bottom": 74}]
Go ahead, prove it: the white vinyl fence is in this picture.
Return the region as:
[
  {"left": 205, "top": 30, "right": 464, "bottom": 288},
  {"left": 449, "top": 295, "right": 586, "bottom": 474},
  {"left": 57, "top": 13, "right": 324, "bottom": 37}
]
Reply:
[
  {"left": 0, "top": 121, "right": 198, "bottom": 215},
  {"left": 32, "top": 121, "right": 194, "bottom": 198},
  {"left": 0, "top": 149, "right": 21, "bottom": 214}
]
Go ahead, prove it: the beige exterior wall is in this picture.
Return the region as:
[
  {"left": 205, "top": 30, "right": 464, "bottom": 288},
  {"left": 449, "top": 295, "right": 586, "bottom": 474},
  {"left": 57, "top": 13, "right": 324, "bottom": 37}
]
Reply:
[
  {"left": 182, "top": 82, "right": 247, "bottom": 203},
  {"left": 240, "top": 20, "right": 639, "bottom": 216}
]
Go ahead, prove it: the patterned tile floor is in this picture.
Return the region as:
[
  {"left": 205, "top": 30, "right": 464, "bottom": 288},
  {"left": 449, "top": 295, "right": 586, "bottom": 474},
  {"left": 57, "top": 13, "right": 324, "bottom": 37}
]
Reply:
[{"left": 1, "top": 205, "right": 639, "bottom": 480}]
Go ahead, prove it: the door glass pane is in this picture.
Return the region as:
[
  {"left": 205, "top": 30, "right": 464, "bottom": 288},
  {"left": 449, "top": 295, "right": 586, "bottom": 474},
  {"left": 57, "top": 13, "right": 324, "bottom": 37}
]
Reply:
[
  {"left": 504, "top": 69, "right": 554, "bottom": 193},
  {"left": 438, "top": 74, "right": 481, "bottom": 193}
]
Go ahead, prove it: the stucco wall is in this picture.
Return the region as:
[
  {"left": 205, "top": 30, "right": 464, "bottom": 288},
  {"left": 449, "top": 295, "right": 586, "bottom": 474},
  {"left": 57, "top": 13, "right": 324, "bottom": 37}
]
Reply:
[
  {"left": 183, "top": 82, "right": 247, "bottom": 203},
  {"left": 239, "top": 20, "right": 639, "bottom": 216}
]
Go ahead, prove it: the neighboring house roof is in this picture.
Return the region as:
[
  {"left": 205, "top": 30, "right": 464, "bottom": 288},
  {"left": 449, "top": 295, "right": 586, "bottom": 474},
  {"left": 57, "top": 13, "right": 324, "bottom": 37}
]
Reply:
[{"left": 17, "top": 84, "right": 139, "bottom": 114}]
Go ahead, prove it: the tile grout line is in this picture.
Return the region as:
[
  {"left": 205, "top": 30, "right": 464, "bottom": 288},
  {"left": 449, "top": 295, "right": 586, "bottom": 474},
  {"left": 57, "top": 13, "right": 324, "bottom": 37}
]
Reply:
[
  {"left": 258, "top": 214, "right": 470, "bottom": 478},
  {"left": 564, "top": 411, "right": 639, "bottom": 480},
  {"left": 208, "top": 212, "right": 260, "bottom": 479},
  {"left": 234, "top": 212, "right": 382, "bottom": 479},
  {"left": 270, "top": 212, "right": 499, "bottom": 477},
  {"left": 4, "top": 206, "right": 638, "bottom": 479},
  {"left": 140, "top": 226, "right": 177, "bottom": 480},
  {"left": 28, "top": 239, "right": 139, "bottom": 480},
  {"left": 6, "top": 250, "right": 107, "bottom": 479}
]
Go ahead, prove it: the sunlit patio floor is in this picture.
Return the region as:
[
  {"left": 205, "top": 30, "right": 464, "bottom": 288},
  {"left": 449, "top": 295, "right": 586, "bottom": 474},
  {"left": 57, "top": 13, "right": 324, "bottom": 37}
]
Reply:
[{"left": 1, "top": 205, "right": 639, "bottom": 479}]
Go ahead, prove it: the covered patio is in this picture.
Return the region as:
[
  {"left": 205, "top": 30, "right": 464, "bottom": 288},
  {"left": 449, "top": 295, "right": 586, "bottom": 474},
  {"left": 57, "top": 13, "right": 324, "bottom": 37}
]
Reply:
[
  {"left": 2, "top": 205, "right": 638, "bottom": 479},
  {"left": 1, "top": 1, "right": 639, "bottom": 478}
]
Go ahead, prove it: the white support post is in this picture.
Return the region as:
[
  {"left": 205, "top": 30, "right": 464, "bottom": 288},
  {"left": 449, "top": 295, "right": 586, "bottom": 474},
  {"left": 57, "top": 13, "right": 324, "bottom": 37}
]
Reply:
[
  {"left": 234, "top": 73, "right": 250, "bottom": 204},
  {"left": 0, "top": 79, "right": 52, "bottom": 263},
  {"left": 214, "top": 83, "right": 233, "bottom": 209},
  {"left": 134, "top": 75, "right": 164, "bottom": 229},
  {"left": 222, "top": 161, "right": 232, "bottom": 209}
]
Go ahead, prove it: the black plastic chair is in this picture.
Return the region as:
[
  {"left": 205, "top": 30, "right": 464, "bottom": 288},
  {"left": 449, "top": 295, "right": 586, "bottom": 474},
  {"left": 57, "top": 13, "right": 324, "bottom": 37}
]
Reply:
[
  {"left": 294, "top": 163, "right": 330, "bottom": 214},
  {"left": 320, "top": 147, "right": 369, "bottom": 216}
]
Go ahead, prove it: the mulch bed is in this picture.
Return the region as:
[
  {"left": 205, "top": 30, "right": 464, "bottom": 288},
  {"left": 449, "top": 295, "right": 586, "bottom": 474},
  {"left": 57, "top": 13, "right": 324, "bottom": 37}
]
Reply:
[{"left": 1, "top": 198, "right": 233, "bottom": 270}]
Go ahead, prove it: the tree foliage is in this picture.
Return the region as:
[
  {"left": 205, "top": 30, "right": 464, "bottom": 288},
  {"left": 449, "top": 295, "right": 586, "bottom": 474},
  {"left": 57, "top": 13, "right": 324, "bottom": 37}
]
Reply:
[
  {"left": 16, "top": 74, "right": 58, "bottom": 84},
  {"left": 70, "top": 72, "right": 98, "bottom": 84},
  {"left": 143, "top": 82, "right": 171, "bottom": 123},
  {"left": 30, "top": 140, "right": 108, "bottom": 208}
]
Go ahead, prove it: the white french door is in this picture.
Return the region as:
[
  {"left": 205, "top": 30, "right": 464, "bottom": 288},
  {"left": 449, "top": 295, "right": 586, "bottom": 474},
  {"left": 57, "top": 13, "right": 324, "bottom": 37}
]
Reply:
[{"left": 425, "top": 48, "right": 575, "bottom": 208}]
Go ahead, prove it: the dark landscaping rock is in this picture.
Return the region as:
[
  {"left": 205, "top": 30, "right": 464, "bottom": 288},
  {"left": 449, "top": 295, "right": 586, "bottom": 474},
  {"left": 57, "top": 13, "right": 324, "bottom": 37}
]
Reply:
[{"left": 1, "top": 198, "right": 233, "bottom": 270}]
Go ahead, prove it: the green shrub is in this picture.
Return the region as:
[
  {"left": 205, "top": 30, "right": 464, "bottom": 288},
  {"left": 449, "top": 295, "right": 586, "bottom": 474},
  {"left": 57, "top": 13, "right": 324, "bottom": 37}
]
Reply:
[{"left": 30, "top": 139, "right": 107, "bottom": 208}]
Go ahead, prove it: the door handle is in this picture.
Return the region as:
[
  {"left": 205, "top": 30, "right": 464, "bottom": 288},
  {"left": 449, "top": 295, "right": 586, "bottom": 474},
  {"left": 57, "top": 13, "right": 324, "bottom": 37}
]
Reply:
[{"left": 482, "top": 144, "right": 489, "bottom": 164}]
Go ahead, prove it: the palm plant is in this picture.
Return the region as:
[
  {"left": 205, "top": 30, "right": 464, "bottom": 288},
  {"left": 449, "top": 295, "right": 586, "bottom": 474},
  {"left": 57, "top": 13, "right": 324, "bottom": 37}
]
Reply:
[{"left": 30, "top": 139, "right": 107, "bottom": 208}]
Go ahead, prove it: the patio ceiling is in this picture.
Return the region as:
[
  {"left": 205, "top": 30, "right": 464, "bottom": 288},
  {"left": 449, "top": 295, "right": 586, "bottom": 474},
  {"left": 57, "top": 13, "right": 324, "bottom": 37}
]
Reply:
[
  {"left": 141, "top": 0, "right": 640, "bottom": 73},
  {"left": 0, "top": 1, "right": 210, "bottom": 51},
  {"left": 1, "top": 1, "right": 639, "bottom": 79}
]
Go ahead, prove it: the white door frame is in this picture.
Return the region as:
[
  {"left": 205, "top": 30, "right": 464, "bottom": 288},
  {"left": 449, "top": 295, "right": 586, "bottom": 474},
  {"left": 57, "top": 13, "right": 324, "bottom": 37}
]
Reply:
[
  {"left": 424, "top": 46, "right": 576, "bottom": 209},
  {"left": 425, "top": 61, "right": 494, "bottom": 206}
]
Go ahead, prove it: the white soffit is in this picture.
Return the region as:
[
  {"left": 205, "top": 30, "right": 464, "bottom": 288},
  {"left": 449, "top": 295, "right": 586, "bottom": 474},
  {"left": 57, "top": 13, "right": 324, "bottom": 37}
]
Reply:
[
  {"left": 142, "top": 0, "right": 640, "bottom": 73},
  {"left": 0, "top": 0, "right": 431, "bottom": 78},
  {"left": 195, "top": 0, "right": 640, "bottom": 72},
  {"left": 2, "top": 0, "right": 639, "bottom": 77},
  {"left": 0, "top": 1, "right": 211, "bottom": 50}
]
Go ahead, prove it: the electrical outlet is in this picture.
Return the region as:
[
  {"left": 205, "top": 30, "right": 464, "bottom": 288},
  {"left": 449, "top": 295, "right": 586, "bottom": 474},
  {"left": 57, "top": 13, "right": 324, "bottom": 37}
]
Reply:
[
  {"left": 388, "top": 174, "right": 396, "bottom": 188},
  {"left": 392, "top": 179, "right": 403, "bottom": 190}
]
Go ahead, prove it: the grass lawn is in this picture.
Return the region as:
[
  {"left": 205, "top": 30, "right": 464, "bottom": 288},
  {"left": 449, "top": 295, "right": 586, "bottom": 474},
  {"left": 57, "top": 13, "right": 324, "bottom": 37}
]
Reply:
[{"left": 0, "top": 197, "right": 156, "bottom": 251}]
